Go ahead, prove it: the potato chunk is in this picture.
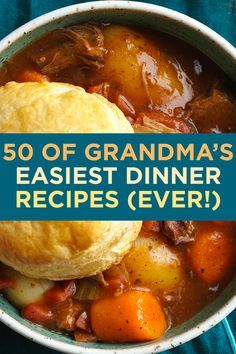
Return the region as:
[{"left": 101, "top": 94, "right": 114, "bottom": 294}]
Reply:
[
  {"left": 1, "top": 266, "right": 54, "bottom": 307},
  {"left": 101, "top": 25, "right": 193, "bottom": 113},
  {"left": 123, "top": 235, "right": 183, "bottom": 292}
]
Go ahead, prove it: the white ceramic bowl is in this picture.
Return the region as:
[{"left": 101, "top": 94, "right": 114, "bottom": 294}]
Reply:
[{"left": 0, "top": 2, "right": 235, "bottom": 353}]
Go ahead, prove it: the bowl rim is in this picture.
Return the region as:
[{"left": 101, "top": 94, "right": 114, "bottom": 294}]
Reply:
[
  {"left": 0, "top": 0, "right": 235, "bottom": 59},
  {"left": 0, "top": 1, "right": 235, "bottom": 353},
  {"left": 0, "top": 293, "right": 235, "bottom": 354}
]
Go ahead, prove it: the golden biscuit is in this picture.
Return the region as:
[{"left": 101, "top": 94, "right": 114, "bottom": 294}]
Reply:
[{"left": 0, "top": 82, "right": 141, "bottom": 280}]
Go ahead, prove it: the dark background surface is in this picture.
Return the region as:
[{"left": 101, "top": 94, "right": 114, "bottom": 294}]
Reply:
[{"left": 0, "top": 0, "right": 235, "bottom": 353}]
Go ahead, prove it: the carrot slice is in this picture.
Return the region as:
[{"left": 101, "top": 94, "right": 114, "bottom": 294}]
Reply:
[
  {"left": 16, "top": 69, "right": 49, "bottom": 83},
  {"left": 189, "top": 229, "right": 235, "bottom": 284},
  {"left": 21, "top": 302, "right": 54, "bottom": 325},
  {"left": 90, "top": 290, "right": 167, "bottom": 342},
  {"left": 0, "top": 278, "right": 15, "bottom": 290}
]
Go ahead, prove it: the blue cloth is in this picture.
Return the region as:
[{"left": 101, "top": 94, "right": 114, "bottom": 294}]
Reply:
[{"left": 0, "top": 1, "right": 235, "bottom": 353}]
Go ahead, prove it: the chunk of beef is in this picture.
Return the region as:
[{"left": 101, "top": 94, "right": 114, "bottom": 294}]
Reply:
[
  {"left": 31, "top": 24, "right": 105, "bottom": 75},
  {"left": 187, "top": 89, "right": 236, "bottom": 133},
  {"left": 161, "top": 221, "right": 195, "bottom": 245}
]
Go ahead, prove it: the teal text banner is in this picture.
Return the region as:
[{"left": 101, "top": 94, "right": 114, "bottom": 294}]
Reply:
[{"left": 0, "top": 133, "right": 235, "bottom": 221}]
